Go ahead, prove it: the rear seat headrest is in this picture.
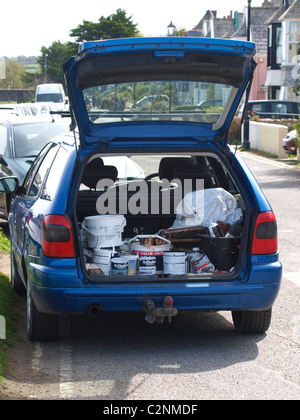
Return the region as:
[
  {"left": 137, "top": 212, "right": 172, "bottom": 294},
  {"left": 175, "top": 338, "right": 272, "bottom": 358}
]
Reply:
[
  {"left": 158, "top": 157, "right": 194, "bottom": 181},
  {"left": 173, "top": 164, "right": 214, "bottom": 189},
  {"left": 82, "top": 158, "right": 118, "bottom": 189}
]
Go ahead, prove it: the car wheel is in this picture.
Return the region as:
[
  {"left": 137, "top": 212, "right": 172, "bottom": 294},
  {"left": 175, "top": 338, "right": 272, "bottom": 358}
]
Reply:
[
  {"left": 10, "top": 246, "right": 26, "bottom": 296},
  {"left": 27, "top": 282, "right": 59, "bottom": 341},
  {"left": 232, "top": 308, "right": 272, "bottom": 334}
]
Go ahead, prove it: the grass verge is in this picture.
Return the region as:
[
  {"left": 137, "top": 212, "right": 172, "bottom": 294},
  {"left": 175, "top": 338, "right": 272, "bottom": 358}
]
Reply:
[
  {"left": 0, "top": 273, "right": 19, "bottom": 383},
  {"left": 0, "top": 227, "right": 19, "bottom": 384},
  {"left": 0, "top": 227, "right": 10, "bottom": 255}
]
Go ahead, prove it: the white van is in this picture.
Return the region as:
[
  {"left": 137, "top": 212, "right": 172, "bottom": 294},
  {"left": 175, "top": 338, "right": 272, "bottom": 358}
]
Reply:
[{"left": 35, "top": 83, "right": 68, "bottom": 110}]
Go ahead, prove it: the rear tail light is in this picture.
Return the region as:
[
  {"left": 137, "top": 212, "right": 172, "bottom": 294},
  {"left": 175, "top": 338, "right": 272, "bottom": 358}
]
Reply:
[
  {"left": 42, "top": 215, "right": 75, "bottom": 258},
  {"left": 251, "top": 211, "right": 278, "bottom": 255}
]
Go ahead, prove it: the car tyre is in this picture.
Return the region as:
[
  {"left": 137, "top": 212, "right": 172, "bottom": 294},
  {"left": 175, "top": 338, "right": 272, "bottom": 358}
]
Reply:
[
  {"left": 232, "top": 308, "right": 272, "bottom": 334},
  {"left": 27, "top": 283, "right": 59, "bottom": 341},
  {"left": 10, "top": 246, "right": 26, "bottom": 296}
]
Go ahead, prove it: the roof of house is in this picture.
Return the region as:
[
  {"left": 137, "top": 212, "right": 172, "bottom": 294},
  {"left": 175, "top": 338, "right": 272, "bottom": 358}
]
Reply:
[
  {"left": 265, "top": 5, "right": 288, "bottom": 24},
  {"left": 279, "top": 0, "right": 300, "bottom": 21},
  {"left": 239, "top": 7, "right": 279, "bottom": 54},
  {"left": 190, "top": 5, "right": 279, "bottom": 55}
]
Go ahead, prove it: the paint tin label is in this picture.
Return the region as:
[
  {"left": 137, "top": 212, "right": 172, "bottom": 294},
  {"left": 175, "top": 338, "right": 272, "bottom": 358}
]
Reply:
[
  {"left": 111, "top": 258, "right": 128, "bottom": 275},
  {"left": 138, "top": 256, "right": 156, "bottom": 275}
]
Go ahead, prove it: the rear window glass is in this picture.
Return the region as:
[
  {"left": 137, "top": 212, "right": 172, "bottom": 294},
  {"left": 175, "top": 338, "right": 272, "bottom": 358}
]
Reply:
[
  {"left": 13, "top": 122, "right": 69, "bottom": 158},
  {"left": 83, "top": 81, "right": 235, "bottom": 125}
]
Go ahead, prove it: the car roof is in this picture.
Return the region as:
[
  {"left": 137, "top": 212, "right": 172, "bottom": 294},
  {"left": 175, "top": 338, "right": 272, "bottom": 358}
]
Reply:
[{"left": 0, "top": 116, "right": 66, "bottom": 125}]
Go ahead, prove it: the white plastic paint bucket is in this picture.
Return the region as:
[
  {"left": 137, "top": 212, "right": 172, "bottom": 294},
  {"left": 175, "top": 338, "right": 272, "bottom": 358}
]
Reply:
[
  {"left": 128, "top": 235, "right": 172, "bottom": 274},
  {"left": 138, "top": 256, "right": 156, "bottom": 275},
  {"left": 92, "top": 248, "right": 117, "bottom": 275},
  {"left": 111, "top": 257, "right": 128, "bottom": 275},
  {"left": 82, "top": 215, "right": 126, "bottom": 248},
  {"left": 163, "top": 252, "right": 186, "bottom": 275}
]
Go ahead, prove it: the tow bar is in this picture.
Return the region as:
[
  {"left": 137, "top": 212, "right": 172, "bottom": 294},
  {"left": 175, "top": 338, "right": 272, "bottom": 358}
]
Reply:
[{"left": 143, "top": 296, "right": 178, "bottom": 324}]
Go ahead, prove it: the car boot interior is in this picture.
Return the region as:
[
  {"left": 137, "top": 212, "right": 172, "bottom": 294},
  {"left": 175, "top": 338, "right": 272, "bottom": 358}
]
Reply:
[{"left": 75, "top": 151, "right": 246, "bottom": 281}]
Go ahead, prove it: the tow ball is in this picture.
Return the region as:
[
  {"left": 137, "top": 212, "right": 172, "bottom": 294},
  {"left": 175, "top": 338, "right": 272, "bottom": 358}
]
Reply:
[{"left": 143, "top": 296, "right": 178, "bottom": 324}]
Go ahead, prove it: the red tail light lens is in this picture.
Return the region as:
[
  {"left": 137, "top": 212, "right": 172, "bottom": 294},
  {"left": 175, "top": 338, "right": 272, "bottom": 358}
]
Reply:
[
  {"left": 251, "top": 211, "right": 278, "bottom": 255},
  {"left": 42, "top": 215, "right": 75, "bottom": 258}
]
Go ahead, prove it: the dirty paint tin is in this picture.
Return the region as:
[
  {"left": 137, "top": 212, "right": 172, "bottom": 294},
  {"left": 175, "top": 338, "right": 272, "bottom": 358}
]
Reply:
[
  {"left": 111, "top": 257, "right": 128, "bottom": 275},
  {"left": 138, "top": 256, "right": 156, "bottom": 275}
]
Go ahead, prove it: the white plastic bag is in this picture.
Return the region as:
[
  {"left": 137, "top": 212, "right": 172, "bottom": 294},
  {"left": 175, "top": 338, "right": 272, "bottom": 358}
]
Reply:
[{"left": 174, "top": 188, "right": 243, "bottom": 227}]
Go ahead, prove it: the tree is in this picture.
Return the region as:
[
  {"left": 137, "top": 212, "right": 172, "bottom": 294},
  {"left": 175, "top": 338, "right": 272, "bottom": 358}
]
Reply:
[
  {"left": 294, "top": 118, "right": 300, "bottom": 160},
  {"left": 20, "top": 71, "right": 44, "bottom": 89},
  {"left": 37, "top": 9, "right": 139, "bottom": 88},
  {"left": 37, "top": 41, "right": 78, "bottom": 86},
  {"left": 0, "top": 60, "right": 26, "bottom": 89},
  {"left": 69, "top": 9, "right": 139, "bottom": 42}
]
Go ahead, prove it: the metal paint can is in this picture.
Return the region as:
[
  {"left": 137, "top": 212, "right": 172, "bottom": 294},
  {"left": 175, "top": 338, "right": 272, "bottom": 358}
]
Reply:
[
  {"left": 110, "top": 257, "right": 128, "bottom": 275},
  {"left": 163, "top": 252, "right": 186, "bottom": 275},
  {"left": 138, "top": 256, "right": 156, "bottom": 275}
]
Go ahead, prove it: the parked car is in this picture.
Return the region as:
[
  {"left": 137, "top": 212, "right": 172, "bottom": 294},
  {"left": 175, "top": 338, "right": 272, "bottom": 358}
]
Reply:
[
  {"left": 0, "top": 104, "right": 24, "bottom": 117},
  {"left": 0, "top": 116, "right": 71, "bottom": 219},
  {"left": 197, "top": 99, "right": 223, "bottom": 108},
  {"left": 247, "top": 100, "right": 300, "bottom": 119},
  {"left": 282, "top": 129, "right": 298, "bottom": 155},
  {"left": 134, "top": 94, "right": 169, "bottom": 108},
  {"left": 0, "top": 37, "right": 282, "bottom": 341}
]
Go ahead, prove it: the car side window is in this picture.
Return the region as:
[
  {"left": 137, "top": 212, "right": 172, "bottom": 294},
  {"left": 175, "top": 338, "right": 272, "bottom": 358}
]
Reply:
[
  {"left": 22, "top": 143, "right": 52, "bottom": 193},
  {"left": 0, "top": 125, "right": 7, "bottom": 157},
  {"left": 27, "top": 144, "right": 58, "bottom": 197},
  {"left": 41, "top": 146, "right": 68, "bottom": 200},
  {"left": 252, "top": 103, "right": 263, "bottom": 112},
  {"left": 272, "top": 103, "right": 287, "bottom": 113}
]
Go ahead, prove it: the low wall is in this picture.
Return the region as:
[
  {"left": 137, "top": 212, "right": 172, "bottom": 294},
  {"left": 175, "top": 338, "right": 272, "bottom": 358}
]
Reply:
[
  {"left": 0, "top": 89, "right": 35, "bottom": 103},
  {"left": 245, "top": 121, "right": 288, "bottom": 159}
]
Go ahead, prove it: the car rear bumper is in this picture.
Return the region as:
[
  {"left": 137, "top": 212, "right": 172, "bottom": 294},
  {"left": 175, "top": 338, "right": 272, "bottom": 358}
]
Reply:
[{"left": 29, "top": 255, "right": 282, "bottom": 315}]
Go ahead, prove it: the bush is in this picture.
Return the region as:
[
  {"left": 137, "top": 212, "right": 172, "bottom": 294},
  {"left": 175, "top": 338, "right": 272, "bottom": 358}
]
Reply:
[
  {"left": 294, "top": 118, "right": 300, "bottom": 159},
  {"left": 228, "top": 117, "right": 241, "bottom": 145}
]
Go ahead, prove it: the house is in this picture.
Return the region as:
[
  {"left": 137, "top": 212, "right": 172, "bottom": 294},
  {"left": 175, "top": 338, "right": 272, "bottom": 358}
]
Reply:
[
  {"left": 265, "top": 0, "right": 300, "bottom": 99},
  {"left": 186, "top": 10, "right": 243, "bottom": 39},
  {"left": 187, "top": 2, "right": 282, "bottom": 100}
]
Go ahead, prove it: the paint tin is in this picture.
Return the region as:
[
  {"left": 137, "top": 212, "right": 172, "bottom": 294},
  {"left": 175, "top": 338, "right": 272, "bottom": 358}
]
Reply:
[
  {"left": 121, "top": 254, "right": 139, "bottom": 275},
  {"left": 128, "top": 235, "right": 172, "bottom": 274},
  {"left": 163, "top": 252, "right": 186, "bottom": 275},
  {"left": 82, "top": 214, "right": 126, "bottom": 248},
  {"left": 110, "top": 257, "right": 128, "bottom": 276},
  {"left": 138, "top": 256, "right": 156, "bottom": 275},
  {"left": 93, "top": 249, "right": 115, "bottom": 275}
]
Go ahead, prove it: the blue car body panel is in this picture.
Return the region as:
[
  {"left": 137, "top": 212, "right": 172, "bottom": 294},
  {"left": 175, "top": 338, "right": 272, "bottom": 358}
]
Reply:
[
  {"left": 63, "top": 37, "right": 257, "bottom": 148},
  {"left": 9, "top": 143, "right": 281, "bottom": 316},
  {"left": 7, "top": 37, "right": 281, "bottom": 320}
]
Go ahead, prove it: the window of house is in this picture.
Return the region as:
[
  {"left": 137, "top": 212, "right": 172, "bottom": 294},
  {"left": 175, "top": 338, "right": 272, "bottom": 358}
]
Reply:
[
  {"left": 268, "top": 24, "right": 282, "bottom": 69},
  {"left": 288, "top": 21, "right": 300, "bottom": 63}
]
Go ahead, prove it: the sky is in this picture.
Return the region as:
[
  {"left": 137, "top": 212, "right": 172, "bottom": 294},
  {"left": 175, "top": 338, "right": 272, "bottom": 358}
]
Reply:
[{"left": 1, "top": 0, "right": 265, "bottom": 57}]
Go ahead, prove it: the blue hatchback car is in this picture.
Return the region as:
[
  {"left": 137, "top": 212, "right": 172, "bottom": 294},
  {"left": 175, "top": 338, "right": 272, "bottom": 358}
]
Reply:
[{"left": 0, "top": 38, "right": 282, "bottom": 340}]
